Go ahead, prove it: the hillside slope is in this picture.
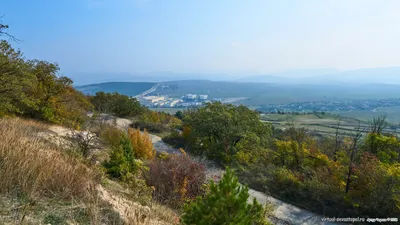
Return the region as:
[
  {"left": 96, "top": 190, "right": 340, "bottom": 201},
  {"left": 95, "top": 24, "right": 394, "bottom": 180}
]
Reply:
[
  {"left": 0, "top": 118, "right": 177, "bottom": 225},
  {"left": 76, "top": 82, "right": 156, "bottom": 96}
]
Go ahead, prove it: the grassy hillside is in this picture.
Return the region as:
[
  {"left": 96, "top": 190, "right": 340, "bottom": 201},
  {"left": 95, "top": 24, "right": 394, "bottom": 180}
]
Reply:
[
  {"left": 76, "top": 82, "right": 156, "bottom": 96},
  {"left": 0, "top": 118, "right": 178, "bottom": 224}
]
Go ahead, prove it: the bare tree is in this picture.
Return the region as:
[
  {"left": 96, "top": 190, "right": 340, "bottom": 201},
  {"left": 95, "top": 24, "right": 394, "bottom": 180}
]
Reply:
[
  {"left": 0, "top": 16, "right": 18, "bottom": 42},
  {"left": 368, "top": 115, "right": 388, "bottom": 154},
  {"left": 68, "top": 115, "right": 102, "bottom": 159},
  {"left": 370, "top": 115, "right": 388, "bottom": 135},
  {"left": 333, "top": 117, "right": 342, "bottom": 162},
  {"left": 345, "top": 121, "right": 366, "bottom": 193}
]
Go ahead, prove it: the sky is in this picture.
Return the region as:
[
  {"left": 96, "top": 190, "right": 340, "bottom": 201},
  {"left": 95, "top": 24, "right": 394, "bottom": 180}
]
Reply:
[{"left": 2, "top": 0, "right": 400, "bottom": 81}]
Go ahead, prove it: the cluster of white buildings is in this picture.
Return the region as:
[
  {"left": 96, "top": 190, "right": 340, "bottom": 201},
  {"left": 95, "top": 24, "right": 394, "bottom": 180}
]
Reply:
[
  {"left": 184, "top": 94, "right": 208, "bottom": 101},
  {"left": 138, "top": 94, "right": 210, "bottom": 108}
]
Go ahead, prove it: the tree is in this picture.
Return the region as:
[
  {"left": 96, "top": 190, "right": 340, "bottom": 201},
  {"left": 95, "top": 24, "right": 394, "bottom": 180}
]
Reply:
[
  {"left": 0, "top": 18, "right": 17, "bottom": 41},
  {"left": 345, "top": 122, "right": 366, "bottom": 193},
  {"left": 0, "top": 40, "right": 35, "bottom": 116},
  {"left": 103, "top": 135, "right": 138, "bottom": 180},
  {"left": 183, "top": 102, "right": 272, "bottom": 164},
  {"left": 363, "top": 133, "right": 400, "bottom": 164},
  {"left": 89, "top": 92, "right": 144, "bottom": 117},
  {"left": 333, "top": 118, "right": 342, "bottom": 161},
  {"left": 181, "top": 168, "right": 268, "bottom": 225},
  {"left": 175, "top": 110, "right": 184, "bottom": 120},
  {"left": 366, "top": 115, "right": 389, "bottom": 155},
  {"left": 0, "top": 39, "right": 91, "bottom": 127},
  {"left": 370, "top": 115, "right": 388, "bottom": 135}
]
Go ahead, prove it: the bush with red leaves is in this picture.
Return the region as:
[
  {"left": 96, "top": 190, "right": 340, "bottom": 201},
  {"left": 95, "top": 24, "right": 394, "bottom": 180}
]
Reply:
[{"left": 145, "top": 153, "right": 206, "bottom": 207}]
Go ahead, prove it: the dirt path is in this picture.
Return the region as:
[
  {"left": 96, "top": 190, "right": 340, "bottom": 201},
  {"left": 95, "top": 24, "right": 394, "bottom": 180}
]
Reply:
[
  {"left": 149, "top": 134, "right": 179, "bottom": 155},
  {"left": 150, "top": 134, "right": 338, "bottom": 225},
  {"left": 91, "top": 114, "right": 338, "bottom": 225},
  {"left": 148, "top": 133, "right": 336, "bottom": 225}
]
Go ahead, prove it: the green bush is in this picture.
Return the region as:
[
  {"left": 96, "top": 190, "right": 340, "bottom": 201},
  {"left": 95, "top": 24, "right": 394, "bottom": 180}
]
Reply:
[
  {"left": 103, "top": 135, "right": 139, "bottom": 180},
  {"left": 43, "top": 214, "right": 67, "bottom": 225},
  {"left": 182, "top": 168, "right": 269, "bottom": 225},
  {"left": 162, "top": 132, "right": 186, "bottom": 149}
]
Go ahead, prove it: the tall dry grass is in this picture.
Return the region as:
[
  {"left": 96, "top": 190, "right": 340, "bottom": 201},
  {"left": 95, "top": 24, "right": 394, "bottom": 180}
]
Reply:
[{"left": 0, "top": 118, "right": 97, "bottom": 200}]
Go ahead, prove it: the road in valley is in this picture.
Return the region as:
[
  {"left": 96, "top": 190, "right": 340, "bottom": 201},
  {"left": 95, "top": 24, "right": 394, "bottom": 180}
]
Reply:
[{"left": 134, "top": 83, "right": 162, "bottom": 98}]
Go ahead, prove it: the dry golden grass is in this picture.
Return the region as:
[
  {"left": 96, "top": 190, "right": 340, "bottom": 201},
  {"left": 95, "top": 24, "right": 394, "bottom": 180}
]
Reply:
[
  {"left": 0, "top": 118, "right": 97, "bottom": 200},
  {"left": 0, "top": 118, "right": 177, "bottom": 225}
]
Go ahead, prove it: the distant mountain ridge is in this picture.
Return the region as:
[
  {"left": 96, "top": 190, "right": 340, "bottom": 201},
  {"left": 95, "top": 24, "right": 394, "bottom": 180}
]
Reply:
[
  {"left": 69, "top": 67, "right": 400, "bottom": 86},
  {"left": 76, "top": 82, "right": 156, "bottom": 96},
  {"left": 76, "top": 80, "right": 400, "bottom": 106},
  {"left": 240, "top": 67, "right": 400, "bottom": 84}
]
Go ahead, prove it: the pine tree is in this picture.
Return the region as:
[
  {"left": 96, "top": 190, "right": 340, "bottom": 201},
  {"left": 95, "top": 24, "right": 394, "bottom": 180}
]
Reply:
[
  {"left": 103, "top": 136, "right": 137, "bottom": 180},
  {"left": 182, "top": 168, "right": 268, "bottom": 225}
]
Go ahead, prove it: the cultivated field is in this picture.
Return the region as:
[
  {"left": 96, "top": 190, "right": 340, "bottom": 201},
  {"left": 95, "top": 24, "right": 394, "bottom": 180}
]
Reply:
[
  {"left": 261, "top": 113, "right": 400, "bottom": 136},
  {"left": 331, "top": 107, "right": 400, "bottom": 124}
]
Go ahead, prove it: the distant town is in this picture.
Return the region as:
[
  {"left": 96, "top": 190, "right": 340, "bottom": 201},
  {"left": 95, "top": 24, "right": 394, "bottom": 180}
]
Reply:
[
  {"left": 136, "top": 94, "right": 211, "bottom": 108},
  {"left": 135, "top": 92, "right": 251, "bottom": 108},
  {"left": 135, "top": 92, "right": 400, "bottom": 115},
  {"left": 258, "top": 98, "right": 400, "bottom": 113}
]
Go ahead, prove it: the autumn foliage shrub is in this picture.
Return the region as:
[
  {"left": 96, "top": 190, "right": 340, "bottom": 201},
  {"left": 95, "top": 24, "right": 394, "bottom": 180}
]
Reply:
[
  {"left": 127, "top": 128, "right": 155, "bottom": 160},
  {"left": 145, "top": 152, "right": 206, "bottom": 207}
]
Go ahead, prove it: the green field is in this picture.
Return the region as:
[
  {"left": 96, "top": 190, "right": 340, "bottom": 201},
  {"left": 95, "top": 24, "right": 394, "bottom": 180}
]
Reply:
[
  {"left": 261, "top": 113, "right": 399, "bottom": 136},
  {"left": 330, "top": 107, "right": 400, "bottom": 125},
  {"left": 151, "top": 107, "right": 400, "bottom": 136}
]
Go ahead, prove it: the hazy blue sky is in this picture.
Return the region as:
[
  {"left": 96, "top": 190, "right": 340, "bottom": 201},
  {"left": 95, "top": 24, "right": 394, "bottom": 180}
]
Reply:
[{"left": 2, "top": 0, "right": 400, "bottom": 76}]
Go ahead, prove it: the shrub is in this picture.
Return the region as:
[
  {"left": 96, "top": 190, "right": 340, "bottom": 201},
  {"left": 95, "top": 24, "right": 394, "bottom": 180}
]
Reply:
[
  {"left": 103, "top": 135, "right": 139, "bottom": 180},
  {"left": 181, "top": 168, "right": 268, "bottom": 225},
  {"left": 131, "top": 111, "right": 182, "bottom": 134},
  {"left": 99, "top": 124, "right": 126, "bottom": 149},
  {"left": 268, "top": 167, "right": 303, "bottom": 201},
  {"left": 145, "top": 153, "right": 206, "bottom": 207},
  {"left": 127, "top": 128, "right": 155, "bottom": 160},
  {"left": 162, "top": 131, "right": 186, "bottom": 149}
]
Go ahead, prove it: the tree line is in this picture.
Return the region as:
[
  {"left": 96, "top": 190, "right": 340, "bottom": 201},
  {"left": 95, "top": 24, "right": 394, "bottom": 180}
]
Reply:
[{"left": 169, "top": 103, "right": 400, "bottom": 218}]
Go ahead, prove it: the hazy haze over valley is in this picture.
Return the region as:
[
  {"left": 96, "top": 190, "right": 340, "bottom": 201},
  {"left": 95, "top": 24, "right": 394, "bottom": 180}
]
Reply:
[
  {"left": 71, "top": 67, "right": 400, "bottom": 85},
  {"left": 3, "top": 0, "right": 400, "bottom": 85}
]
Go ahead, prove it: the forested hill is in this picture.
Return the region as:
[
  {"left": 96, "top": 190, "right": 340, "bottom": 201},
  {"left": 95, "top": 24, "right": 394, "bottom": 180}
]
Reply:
[{"left": 76, "top": 82, "right": 156, "bottom": 96}]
